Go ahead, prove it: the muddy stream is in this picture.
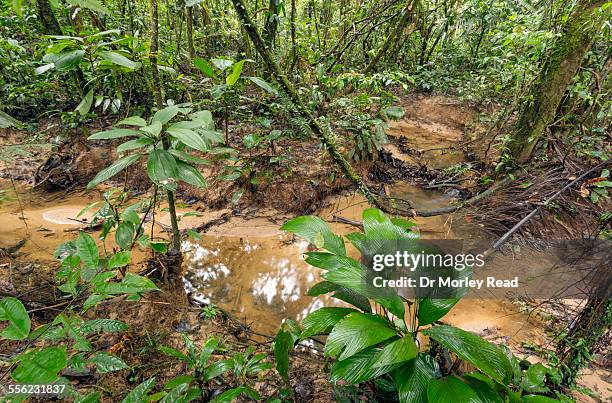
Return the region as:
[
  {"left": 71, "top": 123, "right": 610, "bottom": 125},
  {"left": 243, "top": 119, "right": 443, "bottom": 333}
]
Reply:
[{"left": 0, "top": 181, "right": 545, "bottom": 347}]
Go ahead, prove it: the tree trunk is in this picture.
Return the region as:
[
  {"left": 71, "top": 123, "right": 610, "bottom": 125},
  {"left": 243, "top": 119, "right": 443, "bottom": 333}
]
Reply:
[
  {"left": 263, "top": 0, "right": 279, "bottom": 49},
  {"left": 186, "top": 6, "right": 195, "bottom": 59},
  {"left": 35, "top": 0, "right": 62, "bottom": 35},
  {"left": 508, "top": 0, "right": 606, "bottom": 163},
  {"left": 229, "top": 0, "right": 384, "bottom": 210},
  {"left": 363, "top": 0, "right": 416, "bottom": 75},
  {"left": 149, "top": 0, "right": 181, "bottom": 254}
]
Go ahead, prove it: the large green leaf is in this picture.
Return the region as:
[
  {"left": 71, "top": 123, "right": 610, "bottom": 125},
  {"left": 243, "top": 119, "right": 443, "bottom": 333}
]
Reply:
[
  {"left": 81, "top": 319, "right": 128, "bottom": 333},
  {"left": 274, "top": 328, "right": 293, "bottom": 381},
  {"left": 307, "top": 281, "right": 372, "bottom": 313},
  {"left": 117, "top": 116, "right": 147, "bottom": 127},
  {"left": 325, "top": 312, "right": 396, "bottom": 360},
  {"left": 122, "top": 377, "right": 156, "bottom": 403},
  {"left": 198, "top": 337, "right": 219, "bottom": 369},
  {"left": 88, "top": 128, "right": 141, "bottom": 140},
  {"left": 330, "top": 345, "right": 400, "bottom": 385},
  {"left": 117, "top": 137, "right": 153, "bottom": 153},
  {"left": 100, "top": 51, "right": 141, "bottom": 70},
  {"left": 427, "top": 376, "right": 481, "bottom": 403},
  {"left": 147, "top": 149, "right": 178, "bottom": 183},
  {"left": 362, "top": 208, "right": 415, "bottom": 241},
  {"left": 176, "top": 161, "right": 207, "bottom": 188},
  {"left": 417, "top": 298, "right": 459, "bottom": 326},
  {"left": 464, "top": 375, "right": 504, "bottom": 402},
  {"left": 281, "top": 216, "right": 345, "bottom": 256},
  {"left": 423, "top": 325, "right": 513, "bottom": 384},
  {"left": 301, "top": 307, "right": 356, "bottom": 339},
  {"left": 394, "top": 354, "right": 441, "bottom": 403},
  {"left": 153, "top": 105, "right": 180, "bottom": 124},
  {"left": 167, "top": 127, "right": 208, "bottom": 152},
  {"left": 75, "top": 89, "right": 94, "bottom": 116},
  {"left": 248, "top": 76, "right": 278, "bottom": 95},
  {"left": 0, "top": 110, "right": 21, "bottom": 128},
  {"left": 76, "top": 232, "right": 99, "bottom": 269},
  {"left": 87, "top": 153, "right": 140, "bottom": 188},
  {"left": 94, "top": 272, "right": 159, "bottom": 295},
  {"left": 372, "top": 336, "right": 418, "bottom": 368},
  {"left": 12, "top": 347, "right": 67, "bottom": 383},
  {"left": 0, "top": 297, "right": 31, "bottom": 340},
  {"left": 226, "top": 60, "right": 246, "bottom": 85},
  {"left": 115, "top": 222, "right": 134, "bottom": 250},
  {"left": 193, "top": 57, "right": 215, "bottom": 77},
  {"left": 140, "top": 121, "right": 163, "bottom": 137},
  {"left": 90, "top": 352, "right": 128, "bottom": 373},
  {"left": 50, "top": 49, "right": 85, "bottom": 71},
  {"left": 211, "top": 386, "right": 260, "bottom": 403}
]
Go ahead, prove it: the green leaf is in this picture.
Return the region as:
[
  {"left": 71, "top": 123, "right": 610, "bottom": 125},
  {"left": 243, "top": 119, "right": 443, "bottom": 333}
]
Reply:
[
  {"left": 198, "top": 337, "right": 219, "bottom": 369},
  {"left": 108, "top": 251, "right": 131, "bottom": 268},
  {"left": 90, "top": 352, "right": 128, "bottom": 373},
  {"left": 325, "top": 312, "right": 396, "bottom": 360},
  {"left": 95, "top": 272, "right": 159, "bottom": 295},
  {"left": 12, "top": 347, "right": 67, "bottom": 383},
  {"left": 522, "top": 363, "right": 549, "bottom": 393},
  {"left": 100, "top": 51, "right": 141, "bottom": 70},
  {"left": 0, "top": 297, "right": 31, "bottom": 340},
  {"left": 301, "top": 307, "right": 356, "bottom": 339},
  {"left": 226, "top": 60, "right": 246, "bottom": 85},
  {"left": 52, "top": 49, "right": 85, "bottom": 71},
  {"left": 177, "top": 161, "right": 207, "bottom": 188},
  {"left": 88, "top": 128, "right": 141, "bottom": 140},
  {"left": 115, "top": 222, "right": 134, "bottom": 250},
  {"left": 0, "top": 110, "right": 21, "bottom": 128},
  {"left": 211, "top": 386, "right": 260, "bottom": 403},
  {"left": 67, "top": 0, "right": 110, "bottom": 14},
  {"left": 147, "top": 150, "right": 178, "bottom": 183},
  {"left": 394, "top": 354, "right": 441, "bottom": 403},
  {"left": 193, "top": 57, "right": 215, "bottom": 77},
  {"left": 167, "top": 127, "right": 208, "bottom": 152},
  {"left": 464, "top": 375, "right": 504, "bottom": 402},
  {"left": 158, "top": 345, "right": 189, "bottom": 362},
  {"left": 211, "top": 58, "right": 233, "bottom": 71},
  {"left": 121, "top": 377, "right": 156, "bottom": 403},
  {"left": 169, "top": 149, "right": 210, "bottom": 165},
  {"left": 521, "top": 395, "right": 561, "bottom": 402},
  {"left": 81, "top": 319, "right": 128, "bottom": 333},
  {"left": 330, "top": 345, "right": 400, "bottom": 385},
  {"left": 382, "top": 106, "right": 405, "bottom": 120},
  {"left": 362, "top": 208, "right": 414, "bottom": 240},
  {"left": 427, "top": 376, "right": 481, "bottom": 403},
  {"left": 153, "top": 105, "right": 180, "bottom": 124},
  {"left": 35, "top": 63, "right": 55, "bottom": 75},
  {"left": 248, "top": 77, "right": 278, "bottom": 95},
  {"left": 423, "top": 325, "right": 513, "bottom": 383},
  {"left": 117, "top": 137, "right": 153, "bottom": 153},
  {"left": 87, "top": 152, "right": 139, "bottom": 187},
  {"left": 75, "top": 89, "right": 94, "bottom": 116},
  {"left": 274, "top": 328, "right": 294, "bottom": 381},
  {"left": 417, "top": 298, "right": 459, "bottom": 326},
  {"left": 140, "top": 121, "right": 163, "bottom": 137},
  {"left": 202, "top": 359, "right": 233, "bottom": 381},
  {"left": 117, "top": 116, "right": 147, "bottom": 127},
  {"left": 281, "top": 216, "right": 345, "bottom": 256},
  {"left": 164, "top": 375, "right": 195, "bottom": 390},
  {"left": 372, "top": 336, "right": 418, "bottom": 368},
  {"left": 76, "top": 232, "right": 99, "bottom": 269}
]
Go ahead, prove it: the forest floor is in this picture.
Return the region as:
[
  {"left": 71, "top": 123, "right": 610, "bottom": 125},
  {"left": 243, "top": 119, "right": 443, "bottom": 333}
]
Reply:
[{"left": 0, "top": 94, "right": 609, "bottom": 401}]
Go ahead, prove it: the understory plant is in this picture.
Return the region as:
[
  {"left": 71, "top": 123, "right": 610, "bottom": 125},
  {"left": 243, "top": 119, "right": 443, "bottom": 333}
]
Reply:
[
  {"left": 274, "top": 208, "right": 570, "bottom": 402},
  {"left": 86, "top": 103, "right": 222, "bottom": 253}
]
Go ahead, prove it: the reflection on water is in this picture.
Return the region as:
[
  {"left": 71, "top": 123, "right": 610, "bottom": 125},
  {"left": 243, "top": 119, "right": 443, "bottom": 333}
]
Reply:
[{"left": 181, "top": 235, "right": 341, "bottom": 334}]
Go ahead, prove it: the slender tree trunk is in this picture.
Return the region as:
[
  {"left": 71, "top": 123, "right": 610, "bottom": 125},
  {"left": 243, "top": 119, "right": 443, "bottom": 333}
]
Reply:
[
  {"left": 35, "top": 0, "right": 62, "bottom": 35},
  {"left": 288, "top": 0, "right": 298, "bottom": 72},
  {"left": 149, "top": 0, "right": 181, "bottom": 254},
  {"left": 263, "top": 0, "right": 279, "bottom": 49},
  {"left": 186, "top": 6, "right": 195, "bottom": 59},
  {"left": 363, "top": 0, "right": 416, "bottom": 74},
  {"left": 230, "top": 0, "right": 385, "bottom": 210},
  {"left": 508, "top": 0, "right": 606, "bottom": 163}
]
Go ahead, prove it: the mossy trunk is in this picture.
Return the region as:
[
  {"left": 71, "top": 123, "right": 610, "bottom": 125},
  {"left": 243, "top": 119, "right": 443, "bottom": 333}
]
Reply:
[
  {"left": 186, "top": 6, "right": 195, "bottom": 59},
  {"left": 229, "top": 0, "right": 384, "bottom": 210},
  {"left": 508, "top": 0, "right": 605, "bottom": 163},
  {"left": 35, "top": 0, "right": 62, "bottom": 35}
]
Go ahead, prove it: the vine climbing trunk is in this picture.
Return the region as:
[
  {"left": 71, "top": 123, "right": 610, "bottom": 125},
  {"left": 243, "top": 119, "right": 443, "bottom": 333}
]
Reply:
[
  {"left": 229, "top": 0, "right": 384, "bottom": 210},
  {"left": 507, "top": 0, "right": 606, "bottom": 163},
  {"left": 149, "top": 0, "right": 181, "bottom": 254}
]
